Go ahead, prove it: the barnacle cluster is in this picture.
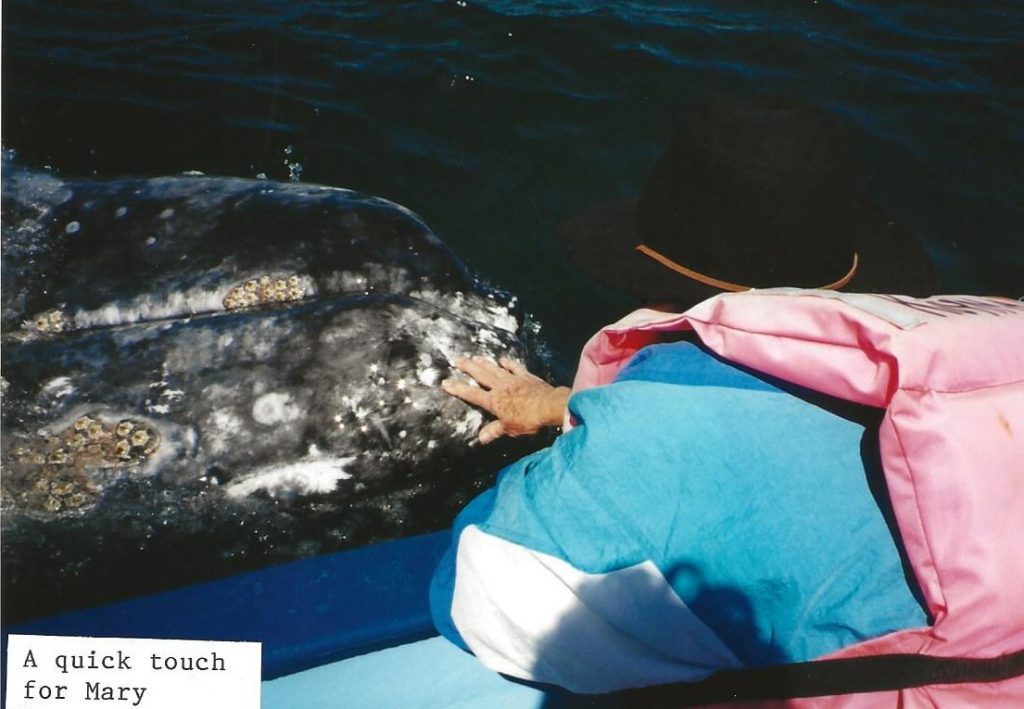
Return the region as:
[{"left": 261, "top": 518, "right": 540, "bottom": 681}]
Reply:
[
  {"left": 28, "top": 309, "right": 69, "bottom": 334},
  {"left": 223, "top": 274, "right": 306, "bottom": 310},
  {"left": 3, "top": 414, "right": 160, "bottom": 515}
]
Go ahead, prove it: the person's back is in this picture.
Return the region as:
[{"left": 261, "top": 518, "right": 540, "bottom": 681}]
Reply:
[
  {"left": 431, "top": 337, "right": 928, "bottom": 690},
  {"left": 432, "top": 95, "right": 1024, "bottom": 703}
]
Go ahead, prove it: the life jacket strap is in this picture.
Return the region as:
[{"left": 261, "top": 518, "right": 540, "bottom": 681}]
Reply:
[{"left": 588, "top": 648, "right": 1024, "bottom": 707}]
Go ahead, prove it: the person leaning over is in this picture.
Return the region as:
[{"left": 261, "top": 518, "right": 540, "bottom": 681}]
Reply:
[{"left": 430, "top": 95, "right": 1024, "bottom": 705}]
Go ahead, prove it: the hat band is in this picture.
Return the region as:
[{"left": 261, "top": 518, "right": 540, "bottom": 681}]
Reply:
[{"left": 635, "top": 244, "right": 860, "bottom": 292}]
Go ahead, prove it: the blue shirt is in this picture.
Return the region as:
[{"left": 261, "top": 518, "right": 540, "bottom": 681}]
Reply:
[{"left": 432, "top": 341, "right": 926, "bottom": 668}]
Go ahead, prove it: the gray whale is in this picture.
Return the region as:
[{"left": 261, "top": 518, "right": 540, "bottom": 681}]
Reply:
[{"left": 1, "top": 164, "right": 550, "bottom": 621}]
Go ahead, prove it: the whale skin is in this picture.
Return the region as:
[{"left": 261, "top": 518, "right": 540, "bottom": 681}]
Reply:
[{"left": 1, "top": 164, "right": 550, "bottom": 621}]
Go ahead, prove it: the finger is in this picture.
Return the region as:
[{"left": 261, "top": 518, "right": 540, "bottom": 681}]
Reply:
[
  {"left": 478, "top": 420, "right": 505, "bottom": 445},
  {"left": 456, "top": 356, "right": 508, "bottom": 388},
  {"left": 498, "top": 357, "right": 530, "bottom": 376},
  {"left": 441, "top": 379, "right": 491, "bottom": 409}
]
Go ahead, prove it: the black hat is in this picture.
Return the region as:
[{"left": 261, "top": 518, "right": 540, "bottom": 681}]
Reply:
[{"left": 563, "top": 94, "right": 938, "bottom": 306}]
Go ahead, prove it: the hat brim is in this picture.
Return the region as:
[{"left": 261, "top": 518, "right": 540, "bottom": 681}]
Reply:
[{"left": 561, "top": 196, "right": 938, "bottom": 307}]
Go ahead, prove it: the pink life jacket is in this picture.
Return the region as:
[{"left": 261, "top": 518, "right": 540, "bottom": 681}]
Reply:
[{"left": 571, "top": 289, "right": 1024, "bottom": 707}]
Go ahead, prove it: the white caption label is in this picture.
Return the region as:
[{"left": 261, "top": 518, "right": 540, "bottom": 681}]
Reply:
[{"left": 5, "top": 635, "right": 261, "bottom": 709}]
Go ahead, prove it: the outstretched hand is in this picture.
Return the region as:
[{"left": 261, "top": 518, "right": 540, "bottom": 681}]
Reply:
[{"left": 441, "top": 356, "right": 570, "bottom": 444}]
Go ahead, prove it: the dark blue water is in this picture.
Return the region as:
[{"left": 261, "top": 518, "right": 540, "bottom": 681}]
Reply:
[{"left": 4, "top": 0, "right": 1023, "bottom": 370}]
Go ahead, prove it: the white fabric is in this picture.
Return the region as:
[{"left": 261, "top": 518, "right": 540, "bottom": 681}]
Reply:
[
  {"left": 738, "top": 288, "right": 928, "bottom": 329},
  {"left": 450, "top": 525, "right": 741, "bottom": 693}
]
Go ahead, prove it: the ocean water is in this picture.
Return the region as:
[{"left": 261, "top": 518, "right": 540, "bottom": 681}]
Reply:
[{"left": 4, "top": 0, "right": 1022, "bottom": 368}]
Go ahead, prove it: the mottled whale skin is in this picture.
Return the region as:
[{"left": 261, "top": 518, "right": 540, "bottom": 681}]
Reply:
[{"left": 1, "top": 164, "right": 550, "bottom": 621}]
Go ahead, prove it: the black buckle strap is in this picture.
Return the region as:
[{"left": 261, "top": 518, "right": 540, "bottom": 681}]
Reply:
[{"left": 557, "top": 649, "right": 1024, "bottom": 708}]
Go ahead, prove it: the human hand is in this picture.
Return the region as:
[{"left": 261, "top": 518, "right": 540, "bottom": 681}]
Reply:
[{"left": 441, "top": 356, "right": 570, "bottom": 444}]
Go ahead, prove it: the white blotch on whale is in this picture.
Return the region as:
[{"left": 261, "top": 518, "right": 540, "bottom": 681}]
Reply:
[
  {"left": 225, "top": 446, "right": 355, "bottom": 498},
  {"left": 455, "top": 410, "right": 484, "bottom": 436},
  {"left": 252, "top": 392, "right": 303, "bottom": 426},
  {"left": 324, "top": 264, "right": 414, "bottom": 295},
  {"left": 417, "top": 365, "right": 440, "bottom": 387},
  {"left": 410, "top": 287, "right": 518, "bottom": 334},
  {"left": 207, "top": 408, "right": 245, "bottom": 454},
  {"left": 474, "top": 328, "right": 503, "bottom": 348},
  {"left": 56, "top": 273, "right": 317, "bottom": 334},
  {"left": 40, "top": 376, "right": 75, "bottom": 401},
  {"left": 69, "top": 288, "right": 228, "bottom": 330}
]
